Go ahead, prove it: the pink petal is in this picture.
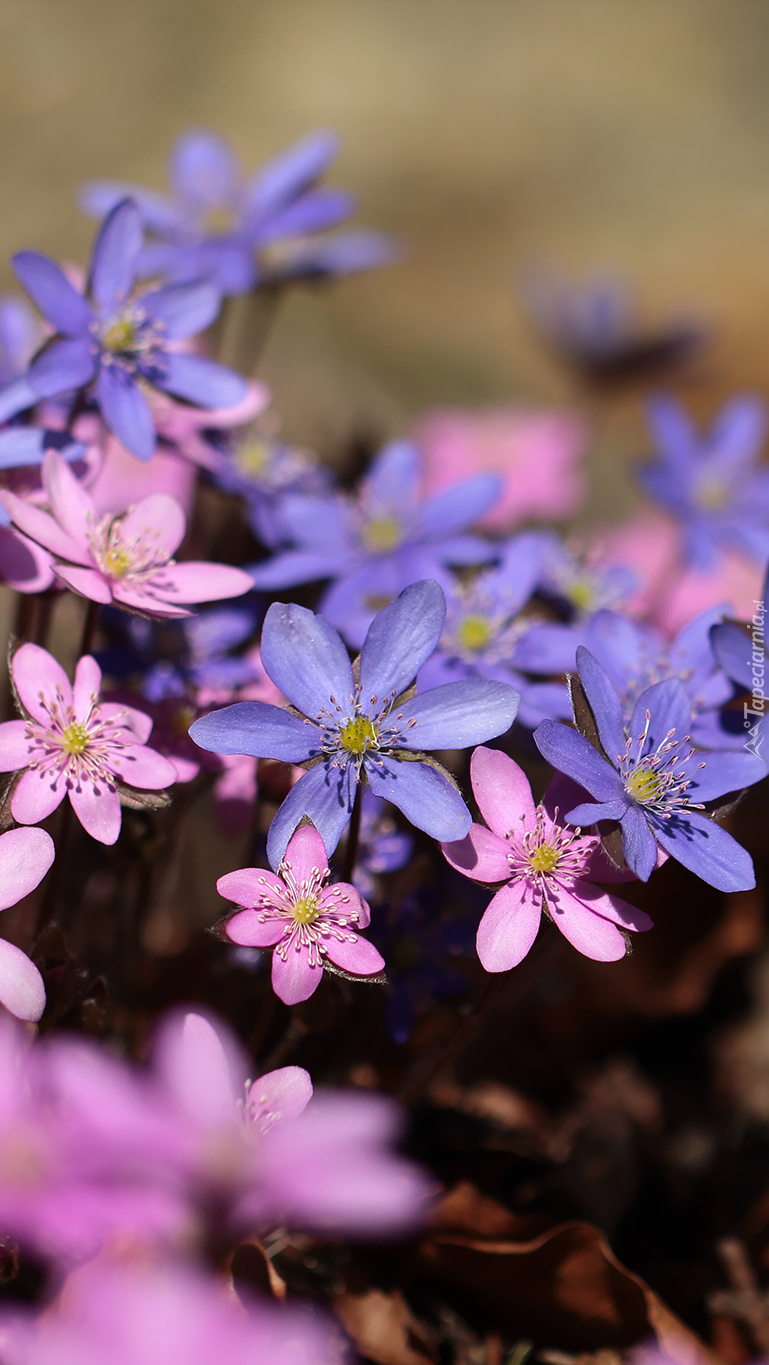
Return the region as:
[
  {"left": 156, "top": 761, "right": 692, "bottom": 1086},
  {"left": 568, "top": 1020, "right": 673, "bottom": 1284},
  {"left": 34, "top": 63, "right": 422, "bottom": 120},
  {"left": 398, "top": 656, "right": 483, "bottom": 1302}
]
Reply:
[
  {"left": 476, "top": 879, "right": 541, "bottom": 972},
  {"left": 218, "top": 867, "right": 285, "bottom": 907},
  {"left": 271, "top": 946, "right": 322, "bottom": 1004},
  {"left": 0, "top": 940, "right": 45, "bottom": 1022},
  {"left": 0, "top": 490, "right": 93, "bottom": 566},
  {"left": 470, "top": 746, "right": 536, "bottom": 838},
  {"left": 73, "top": 655, "right": 103, "bottom": 720},
  {"left": 324, "top": 933, "right": 385, "bottom": 977},
  {"left": 99, "top": 702, "right": 153, "bottom": 744},
  {"left": 547, "top": 883, "right": 628, "bottom": 961},
  {"left": 0, "top": 827, "right": 55, "bottom": 909},
  {"left": 153, "top": 1010, "right": 243, "bottom": 1127},
  {"left": 0, "top": 528, "right": 55, "bottom": 593},
  {"left": 167, "top": 754, "right": 200, "bottom": 782},
  {"left": 42, "top": 449, "right": 94, "bottom": 549},
  {"left": 247, "top": 1065, "right": 313, "bottom": 1129},
  {"left": 442, "top": 822, "right": 510, "bottom": 883},
  {"left": 567, "top": 879, "right": 653, "bottom": 932},
  {"left": 112, "top": 743, "right": 177, "bottom": 789},
  {"left": 156, "top": 562, "right": 253, "bottom": 604},
  {"left": 284, "top": 824, "right": 329, "bottom": 883},
  {"left": 69, "top": 782, "right": 122, "bottom": 845},
  {"left": 0, "top": 721, "right": 33, "bottom": 772},
  {"left": 13, "top": 641, "right": 73, "bottom": 722},
  {"left": 325, "top": 881, "right": 371, "bottom": 928},
  {"left": 54, "top": 564, "right": 113, "bottom": 604},
  {"left": 225, "top": 908, "right": 285, "bottom": 947},
  {"left": 11, "top": 768, "right": 65, "bottom": 824},
  {"left": 111, "top": 583, "right": 191, "bottom": 618},
  {"left": 119, "top": 493, "right": 186, "bottom": 558}
]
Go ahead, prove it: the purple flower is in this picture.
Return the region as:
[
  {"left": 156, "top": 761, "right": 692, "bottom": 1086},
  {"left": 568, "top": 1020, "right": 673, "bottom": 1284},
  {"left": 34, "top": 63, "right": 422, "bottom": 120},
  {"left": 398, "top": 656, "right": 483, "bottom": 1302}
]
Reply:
[
  {"left": 2, "top": 199, "right": 248, "bottom": 460},
  {"left": 353, "top": 789, "right": 413, "bottom": 900},
  {"left": 536, "top": 533, "right": 638, "bottom": 618},
  {"left": 80, "top": 127, "right": 395, "bottom": 295},
  {"left": 220, "top": 823, "right": 383, "bottom": 1002},
  {"left": 190, "top": 580, "right": 520, "bottom": 865},
  {"left": 250, "top": 440, "right": 501, "bottom": 648},
  {"left": 534, "top": 645, "right": 764, "bottom": 891},
  {"left": 0, "top": 643, "right": 177, "bottom": 844},
  {"left": 2, "top": 450, "right": 253, "bottom": 617},
  {"left": 214, "top": 427, "right": 332, "bottom": 549},
  {"left": 637, "top": 395, "right": 769, "bottom": 568},
  {"left": 443, "top": 747, "right": 652, "bottom": 969}
]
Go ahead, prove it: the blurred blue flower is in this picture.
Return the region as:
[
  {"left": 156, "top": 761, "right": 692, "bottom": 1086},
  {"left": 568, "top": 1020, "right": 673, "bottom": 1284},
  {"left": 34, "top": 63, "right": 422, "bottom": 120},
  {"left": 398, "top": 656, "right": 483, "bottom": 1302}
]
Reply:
[{"left": 352, "top": 790, "right": 414, "bottom": 901}]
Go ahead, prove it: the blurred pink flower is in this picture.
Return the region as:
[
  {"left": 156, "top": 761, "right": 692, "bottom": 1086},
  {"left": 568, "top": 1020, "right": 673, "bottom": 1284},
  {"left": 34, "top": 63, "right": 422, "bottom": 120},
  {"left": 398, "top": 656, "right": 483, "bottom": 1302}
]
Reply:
[
  {"left": 0, "top": 826, "right": 54, "bottom": 1020},
  {"left": 0, "top": 527, "right": 54, "bottom": 593},
  {"left": 413, "top": 405, "right": 588, "bottom": 530},
  {"left": 153, "top": 380, "right": 271, "bottom": 471},
  {"left": 89, "top": 436, "right": 198, "bottom": 518},
  {"left": 220, "top": 823, "right": 384, "bottom": 1004},
  {"left": 1, "top": 450, "right": 253, "bottom": 618},
  {"left": 0, "top": 645, "right": 176, "bottom": 844}
]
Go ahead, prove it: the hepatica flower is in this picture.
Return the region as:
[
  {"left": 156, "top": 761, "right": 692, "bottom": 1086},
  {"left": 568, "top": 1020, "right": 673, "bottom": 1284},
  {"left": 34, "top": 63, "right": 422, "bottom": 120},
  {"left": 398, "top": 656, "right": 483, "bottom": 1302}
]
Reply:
[
  {"left": 443, "top": 747, "right": 652, "bottom": 970},
  {"left": 190, "top": 580, "right": 520, "bottom": 865},
  {"left": 637, "top": 395, "right": 769, "bottom": 569},
  {"left": 2, "top": 198, "right": 248, "bottom": 460},
  {"left": 0, "top": 643, "right": 177, "bottom": 844},
  {"left": 534, "top": 646, "right": 765, "bottom": 891},
  {"left": 2, "top": 449, "right": 253, "bottom": 616}
]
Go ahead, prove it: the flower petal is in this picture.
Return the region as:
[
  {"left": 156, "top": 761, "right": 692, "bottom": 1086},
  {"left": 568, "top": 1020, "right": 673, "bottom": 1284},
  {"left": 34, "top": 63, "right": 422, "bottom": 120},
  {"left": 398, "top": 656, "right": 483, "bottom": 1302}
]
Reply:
[
  {"left": 42, "top": 450, "right": 94, "bottom": 551},
  {"left": 189, "top": 702, "right": 314, "bottom": 762},
  {"left": 710, "top": 621, "right": 753, "bottom": 691},
  {"left": 324, "top": 932, "right": 385, "bottom": 977},
  {"left": 141, "top": 280, "right": 221, "bottom": 339},
  {"left": 114, "top": 744, "right": 177, "bottom": 789},
  {"left": 567, "top": 879, "right": 653, "bottom": 932},
  {"left": 476, "top": 880, "right": 541, "bottom": 972},
  {"left": 653, "top": 809, "right": 756, "bottom": 893},
  {"left": 73, "top": 655, "right": 102, "bottom": 721},
  {"left": 13, "top": 642, "right": 73, "bottom": 722},
  {"left": 395, "top": 679, "right": 520, "bottom": 751},
  {"left": 69, "top": 781, "right": 122, "bottom": 845},
  {"left": 575, "top": 646, "right": 627, "bottom": 763},
  {"left": 271, "top": 947, "right": 322, "bottom": 1005},
  {"left": 96, "top": 365, "right": 156, "bottom": 461},
  {"left": 11, "top": 769, "right": 66, "bottom": 824},
  {"left": 119, "top": 494, "right": 186, "bottom": 558},
  {"left": 246, "top": 129, "right": 339, "bottom": 218},
  {"left": 565, "top": 799, "right": 628, "bottom": 825},
  {"left": 26, "top": 338, "right": 97, "bottom": 400},
  {"left": 283, "top": 823, "right": 329, "bottom": 881},
  {"left": 0, "top": 528, "right": 55, "bottom": 594},
  {"left": 0, "top": 827, "right": 55, "bottom": 910},
  {"left": 54, "top": 564, "right": 113, "bottom": 603},
  {"left": 226, "top": 908, "right": 285, "bottom": 948},
  {"left": 546, "top": 884, "right": 628, "bottom": 961},
  {"left": 686, "top": 749, "right": 767, "bottom": 803},
  {"left": 534, "top": 721, "right": 625, "bottom": 801},
  {"left": 629, "top": 677, "right": 692, "bottom": 759},
  {"left": 359, "top": 580, "right": 446, "bottom": 712},
  {"left": 153, "top": 1010, "right": 242, "bottom": 1127},
  {"left": 442, "top": 822, "right": 511, "bottom": 882},
  {"left": 365, "top": 755, "right": 471, "bottom": 842},
  {"left": 247, "top": 1066, "right": 313, "bottom": 1127},
  {"left": 89, "top": 198, "right": 143, "bottom": 317},
  {"left": 260, "top": 601, "right": 354, "bottom": 721},
  {"left": 0, "top": 940, "right": 45, "bottom": 1022},
  {"left": 0, "top": 491, "right": 93, "bottom": 566},
  {"left": 619, "top": 804, "right": 659, "bottom": 881},
  {"left": 12, "top": 251, "right": 92, "bottom": 335},
  {"left": 160, "top": 353, "right": 247, "bottom": 409},
  {"left": 0, "top": 721, "right": 33, "bottom": 772},
  {"left": 218, "top": 867, "right": 285, "bottom": 906},
  {"left": 266, "top": 762, "right": 357, "bottom": 868},
  {"left": 156, "top": 561, "right": 253, "bottom": 604},
  {"left": 417, "top": 474, "right": 502, "bottom": 540},
  {"left": 170, "top": 130, "right": 240, "bottom": 210},
  {"left": 470, "top": 746, "right": 536, "bottom": 838}
]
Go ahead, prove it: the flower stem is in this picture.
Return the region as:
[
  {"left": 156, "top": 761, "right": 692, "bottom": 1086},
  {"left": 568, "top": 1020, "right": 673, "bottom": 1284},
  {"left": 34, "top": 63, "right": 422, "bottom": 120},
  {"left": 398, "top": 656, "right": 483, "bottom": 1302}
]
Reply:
[
  {"left": 341, "top": 784, "right": 363, "bottom": 884},
  {"left": 77, "top": 600, "right": 100, "bottom": 660}
]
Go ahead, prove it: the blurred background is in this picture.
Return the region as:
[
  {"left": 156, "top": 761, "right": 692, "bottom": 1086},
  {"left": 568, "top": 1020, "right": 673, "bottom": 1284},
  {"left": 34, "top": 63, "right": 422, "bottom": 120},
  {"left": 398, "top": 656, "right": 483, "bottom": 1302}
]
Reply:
[{"left": 2, "top": 0, "right": 769, "bottom": 508}]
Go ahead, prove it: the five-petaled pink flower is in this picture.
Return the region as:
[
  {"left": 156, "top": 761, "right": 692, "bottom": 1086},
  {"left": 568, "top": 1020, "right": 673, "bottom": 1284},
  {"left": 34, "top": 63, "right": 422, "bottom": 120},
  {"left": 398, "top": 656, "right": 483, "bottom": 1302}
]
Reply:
[
  {"left": 218, "top": 823, "right": 385, "bottom": 1004},
  {"left": 442, "top": 746, "right": 652, "bottom": 971},
  {"left": 0, "top": 449, "right": 253, "bottom": 618},
  {"left": 0, "top": 643, "right": 177, "bottom": 844}
]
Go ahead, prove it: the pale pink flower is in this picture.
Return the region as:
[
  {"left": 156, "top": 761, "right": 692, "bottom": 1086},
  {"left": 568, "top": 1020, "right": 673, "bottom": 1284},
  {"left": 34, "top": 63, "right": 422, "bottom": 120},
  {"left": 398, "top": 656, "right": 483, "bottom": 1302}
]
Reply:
[
  {"left": 219, "top": 823, "right": 385, "bottom": 1004},
  {"left": 152, "top": 380, "right": 271, "bottom": 471},
  {"left": 442, "top": 746, "right": 652, "bottom": 971},
  {"left": 89, "top": 436, "right": 198, "bottom": 518},
  {"left": 0, "top": 644, "right": 177, "bottom": 844},
  {"left": 0, "top": 450, "right": 253, "bottom": 619},
  {"left": 0, "top": 826, "right": 54, "bottom": 1020},
  {"left": 413, "top": 405, "right": 587, "bottom": 530}
]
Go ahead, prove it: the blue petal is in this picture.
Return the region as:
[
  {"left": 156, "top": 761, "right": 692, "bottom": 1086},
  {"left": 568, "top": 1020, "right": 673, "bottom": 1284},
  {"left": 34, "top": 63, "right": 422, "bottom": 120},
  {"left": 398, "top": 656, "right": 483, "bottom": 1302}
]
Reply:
[
  {"left": 96, "top": 364, "right": 155, "bottom": 460},
  {"left": 160, "top": 353, "right": 247, "bottom": 408},
  {"left": 653, "top": 809, "right": 756, "bottom": 892},
  {"left": 79, "top": 181, "right": 180, "bottom": 234},
  {"left": 278, "top": 494, "right": 355, "bottom": 552},
  {"left": 266, "top": 760, "right": 357, "bottom": 868},
  {"left": 585, "top": 610, "right": 653, "bottom": 688},
  {"left": 12, "top": 253, "right": 92, "bottom": 336},
  {"left": 364, "top": 753, "right": 471, "bottom": 842},
  {"left": 0, "top": 426, "right": 44, "bottom": 469},
  {"left": 645, "top": 396, "right": 698, "bottom": 473},
  {"left": 670, "top": 604, "right": 728, "bottom": 680},
  {"left": 260, "top": 601, "right": 354, "bottom": 720},
  {"left": 534, "top": 720, "right": 625, "bottom": 800},
  {"left": 0, "top": 297, "right": 38, "bottom": 378},
  {"left": 169, "top": 130, "right": 240, "bottom": 212},
  {"left": 245, "top": 130, "right": 340, "bottom": 220},
  {"left": 27, "top": 339, "right": 96, "bottom": 400},
  {"left": 141, "top": 280, "right": 221, "bottom": 339},
  {"left": 189, "top": 701, "right": 314, "bottom": 761},
  {"left": 575, "top": 646, "right": 627, "bottom": 762},
  {"left": 514, "top": 623, "right": 582, "bottom": 675},
  {"left": 0, "top": 378, "right": 37, "bottom": 423},
  {"left": 417, "top": 474, "right": 502, "bottom": 540},
  {"left": 359, "top": 580, "right": 446, "bottom": 711},
  {"left": 629, "top": 677, "right": 692, "bottom": 757},
  {"left": 89, "top": 199, "right": 143, "bottom": 318},
  {"left": 710, "top": 620, "right": 754, "bottom": 690},
  {"left": 565, "top": 800, "right": 628, "bottom": 826},
  {"left": 620, "top": 803, "right": 658, "bottom": 881},
  {"left": 252, "top": 188, "right": 355, "bottom": 243},
  {"left": 266, "top": 230, "right": 401, "bottom": 280},
  {"left": 249, "top": 551, "right": 348, "bottom": 590},
  {"left": 709, "top": 396, "right": 767, "bottom": 475},
  {"left": 362, "top": 441, "right": 420, "bottom": 516},
  {"left": 685, "top": 749, "right": 767, "bottom": 802},
  {"left": 394, "top": 678, "right": 519, "bottom": 750}
]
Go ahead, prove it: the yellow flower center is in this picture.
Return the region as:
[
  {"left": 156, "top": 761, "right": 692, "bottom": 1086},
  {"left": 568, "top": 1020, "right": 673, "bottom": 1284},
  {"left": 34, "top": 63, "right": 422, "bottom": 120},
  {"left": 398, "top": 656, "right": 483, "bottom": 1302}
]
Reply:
[
  {"left": 528, "top": 843, "right": 560, "bottom": 874},
  {"left": 566, "top": 579, "right": 597, "bottom": 612},
  {"left": 362, "top": 516, "right": 403, "bottom": 553},
  {"left": 456, "top": 614, "right": 492, "bottom": 653},
  {"left": 102, "top": 315, "right": 138, "bottom": 353},
  {"left": 626, "top": 765, "right": 662, "bottom": 804},
  {"left": 292, "top": 893, "right": 322, "bottom": 925},
  {"left": 61, "top": 722, "right": 90, "bottom": 756},
  {"left": 104, "top": 543, "right": 133, "bottom": 579},
  {"left": 339, "top": 715, "right": 378, "bottom": 755},
  {"left": 237, "top": 439, "right": 270, "bottom": 476},
  {"left": 696, "top": 477, "right": 730, "bottom": 511}
]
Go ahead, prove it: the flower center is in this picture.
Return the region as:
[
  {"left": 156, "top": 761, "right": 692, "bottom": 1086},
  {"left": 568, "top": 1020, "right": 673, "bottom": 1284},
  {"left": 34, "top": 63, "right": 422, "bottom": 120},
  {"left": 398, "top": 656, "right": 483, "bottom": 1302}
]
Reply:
[
  {"left": 339, "top": 715, "right": 378, "bottom": 755},
  {"left": 456, "top": 614, "right": 492, "bottom": 653},
  {"left": 292, "top": 893, "right": 322, "bottom": 925},
  {"left": 362, "top": 515, "right": 403, "bottom": 553},
  {"left": 237, "top": 439, "right": 270, "bottom": 477},
  {"left": 103, "top": 542, "right": 134, "bottom": 579},
  {"left": 565, "top": 579, "right": 597, "bottom": 612},
  {"left": 625, "top": 763, "right": 664, "bottom": 805},
  {"left": 696, "top": 476, "right": 730, "bottom": 512},
  {"left": 101, "top": 314, "right": 140, "bottom": 354},
  {"left": 528, "top": 842, "right": 560, "bottom": 874},
  {"left": 60, "top": 722, "right": 90, "bottom": 756}
]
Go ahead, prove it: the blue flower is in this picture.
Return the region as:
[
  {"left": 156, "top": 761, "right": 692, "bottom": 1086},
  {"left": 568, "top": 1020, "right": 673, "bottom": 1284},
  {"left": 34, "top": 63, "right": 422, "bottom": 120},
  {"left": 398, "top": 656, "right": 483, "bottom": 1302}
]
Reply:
[
  {"left": 249, "top": 440, "right": 501, "bottom": 647},
  {"left": 189, "top": 579, "right": 520, "bottom": 865},
  {"left": 80, "top": 129, "right": 397, "bottom": 296},
  {"left": 534, "top": 646, "right": 764, "bottom": 891},
  {"left": 536, "top": 534, "right": 638, "bottom": 619},
  {"left": 637, "top": 395, "right": 769, "bottom": 569},
  {"left": 211, "top": 427, "right": 331, "bottom": 549},
  {"left": 0, "top": 199, "right": 247, "bottom": 460},
  {"left": 352, "top": 790, "right": 414, "bottom": 901}
]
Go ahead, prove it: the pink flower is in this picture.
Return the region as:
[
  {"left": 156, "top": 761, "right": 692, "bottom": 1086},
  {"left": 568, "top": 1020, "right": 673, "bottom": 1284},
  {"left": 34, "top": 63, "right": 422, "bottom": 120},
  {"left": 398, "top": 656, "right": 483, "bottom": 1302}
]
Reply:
[
  {"left": 0, "top": 526, "right": 54, "bottom": 593},
  {"left": 442, "top": 746, "right": 653, "bottom": 971},
  {"left": 89, "top": 435, "right": 198, "bottom": 518},
  {"left": 152, "top": 379, "right": 271, "bottom": 471},
  {"left": 0, "top": 644, "right": 177, "bottom": 844},
  {"left": 413, "top": 405, "right": 588, "bottom": 530},
  {"left": 0, "top": 826, "right": 54, "bottom": 1020},
  {"left": 219, "top": 824, "right": 385, "bottom": 1004},
  {"left": 0, "top": 450, "right": 253, "bottom": 619}
]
